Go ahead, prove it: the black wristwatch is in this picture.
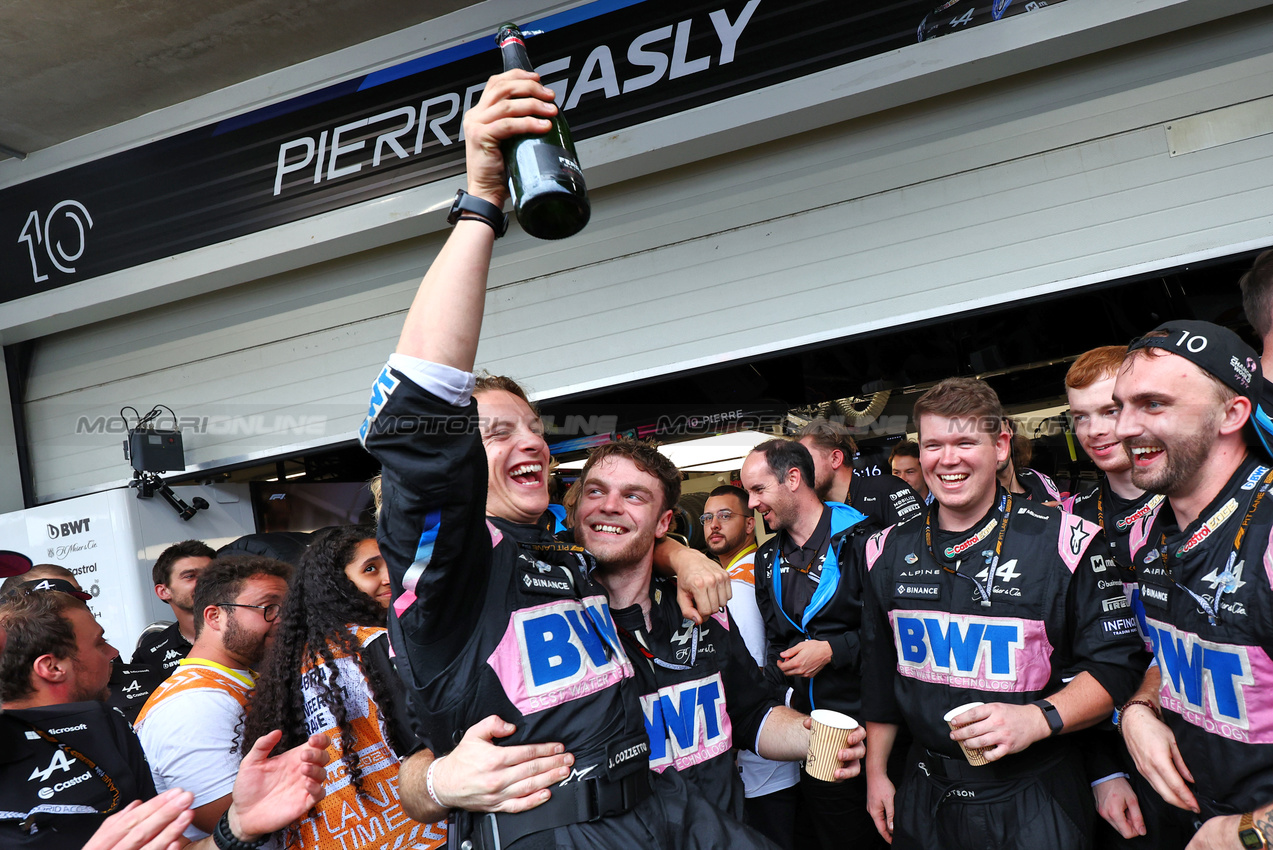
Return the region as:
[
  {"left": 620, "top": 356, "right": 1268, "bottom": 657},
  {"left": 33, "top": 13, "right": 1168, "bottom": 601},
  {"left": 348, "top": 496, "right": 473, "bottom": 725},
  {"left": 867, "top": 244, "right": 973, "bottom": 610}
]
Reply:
[
  {"left": 1240, "top": 812, "right": 1268, "bottom": 849},
  {"left": 447, "top": 189, "right": 508, "bottom": 238},
  {"left": 213, "top": 811, "right": 269, "bottom": 850},
  {"left": 1032, "top": 699, "right": 1064, "bottom": 737}
]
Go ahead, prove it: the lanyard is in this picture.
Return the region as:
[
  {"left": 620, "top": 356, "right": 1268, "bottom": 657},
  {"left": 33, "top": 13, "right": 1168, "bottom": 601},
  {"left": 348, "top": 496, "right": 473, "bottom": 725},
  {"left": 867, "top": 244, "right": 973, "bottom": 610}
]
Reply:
[
  {"left": 724, "top": 543, "right": 758, "bottom": 574},
  {"left": 773, "top": 538, "right": 837, "bottom": 633},
  {"left": 17, "top": 722, "right": 122, "bottom": 833},
  {"left": 1158, "top": 467, "right": 1273, "bottom": 625},
  {"left": 1096, "top": 482, "right": 1164, "bottom": 566},
  {"left": 616, "top": 622, "right": 698, "bottom": 671},
  {"left": 179, "top": 658, "right": 256, "bottom": 689},
  {"left": 924, "top": 494, "right": 1013, "bottom": 608}
]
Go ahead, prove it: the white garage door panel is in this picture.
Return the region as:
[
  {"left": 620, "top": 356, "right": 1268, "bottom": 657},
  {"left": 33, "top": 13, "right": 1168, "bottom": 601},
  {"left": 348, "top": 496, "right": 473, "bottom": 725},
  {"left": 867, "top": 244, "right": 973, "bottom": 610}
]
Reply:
[
  {"left": 25, "top": 314, "right": 410, "bottom": 499},
  {"left": 484, "top": 11, "right": 1273, "bottom": 293},
  {"left": 26, "top": 240, "right": 439, "bottom": 401},
  {"left": 475, "top": 124, "right": 1273, "bottom": 396},
  {"left": 25, "top": 12, "right": 1273, "bottom": 501}
]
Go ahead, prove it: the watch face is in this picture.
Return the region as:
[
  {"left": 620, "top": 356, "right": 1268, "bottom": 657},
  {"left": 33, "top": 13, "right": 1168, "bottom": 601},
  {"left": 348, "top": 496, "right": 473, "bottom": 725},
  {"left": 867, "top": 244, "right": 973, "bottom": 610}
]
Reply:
[{"left": 1240, "top": 831, "right": 1265, "bottom": 850}]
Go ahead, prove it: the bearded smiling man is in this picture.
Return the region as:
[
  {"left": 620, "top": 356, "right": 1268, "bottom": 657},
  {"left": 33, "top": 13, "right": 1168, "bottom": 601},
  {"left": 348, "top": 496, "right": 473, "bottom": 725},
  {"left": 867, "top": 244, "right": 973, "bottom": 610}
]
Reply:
[
  {"left": 1112, "top": 321, "right": 1273, "bottom": 850},
  {"left": 134, "top": 556, "right": 292, "bottom": 842}
]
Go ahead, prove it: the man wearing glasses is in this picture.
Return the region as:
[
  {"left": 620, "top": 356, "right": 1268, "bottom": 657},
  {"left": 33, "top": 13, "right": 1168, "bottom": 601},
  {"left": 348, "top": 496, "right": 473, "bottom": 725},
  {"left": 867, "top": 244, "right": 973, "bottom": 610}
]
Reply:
[
  {"left": 135, "top": 556, "right": 292, "bottom": 842},
  {"left": 704, "top": 484, "right": 802, "bottom": 847}
]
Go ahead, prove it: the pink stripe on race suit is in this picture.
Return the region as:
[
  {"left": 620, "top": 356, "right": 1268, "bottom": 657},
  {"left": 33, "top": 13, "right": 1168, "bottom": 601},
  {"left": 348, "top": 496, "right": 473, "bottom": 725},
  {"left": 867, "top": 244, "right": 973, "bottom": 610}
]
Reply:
[
  {"left": 888, "top": 609, "right": 1054, "bottom": 693},
  {"left": 487, "top": 595, "right": 633, "bottom": 716},
  {"left": 396, "top": 521, "right": 503, "bottom": 618},
  {"left": 865, "top": 526, "right": 894, "bottom": 572},
  {"left": 1264, "top": 525, "right": 1273, "bottom": 591},
  {"left": 1144, "top": 617, "right": 1273, "bottom": 745},
  {"left": 392, "top": 590, "right": 417, "bottom": 618},
  {"left": 1056, "top": 513, "right": 1099, "bottom": 573}
]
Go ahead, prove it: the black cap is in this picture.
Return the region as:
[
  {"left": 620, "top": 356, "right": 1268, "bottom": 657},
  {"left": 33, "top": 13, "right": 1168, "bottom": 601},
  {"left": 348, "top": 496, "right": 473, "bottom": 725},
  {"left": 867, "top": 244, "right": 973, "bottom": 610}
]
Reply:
[
  {"left": 0, "top": 550, "right": 32, "bottom": 578},
  {"left": 1128, "top": 320, "right": 1261, "bottom": 398},
  {"left": 22, "top": 577, "right": 92, "bottom": 601}
]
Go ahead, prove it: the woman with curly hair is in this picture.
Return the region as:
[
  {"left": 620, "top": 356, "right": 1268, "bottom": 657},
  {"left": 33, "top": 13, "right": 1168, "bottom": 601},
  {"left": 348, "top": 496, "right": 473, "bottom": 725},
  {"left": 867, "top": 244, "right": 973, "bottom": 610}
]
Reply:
[{"left": 241, "top": 524, "right": 446, "bottom": 849}]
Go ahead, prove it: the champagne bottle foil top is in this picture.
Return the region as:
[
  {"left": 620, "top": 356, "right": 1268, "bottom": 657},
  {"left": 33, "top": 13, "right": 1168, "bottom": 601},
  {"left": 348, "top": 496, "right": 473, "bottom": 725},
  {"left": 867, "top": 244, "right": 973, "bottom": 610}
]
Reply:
[{"left": 496, "top": 23, "right": 525, "bottom": 48}]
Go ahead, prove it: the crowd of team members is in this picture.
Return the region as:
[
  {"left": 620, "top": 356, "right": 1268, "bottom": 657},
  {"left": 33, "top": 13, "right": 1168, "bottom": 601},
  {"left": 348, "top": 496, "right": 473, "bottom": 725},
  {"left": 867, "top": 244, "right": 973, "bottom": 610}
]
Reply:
[{"left": 3, "top": 65, "right": 1273, "bottom": 850}]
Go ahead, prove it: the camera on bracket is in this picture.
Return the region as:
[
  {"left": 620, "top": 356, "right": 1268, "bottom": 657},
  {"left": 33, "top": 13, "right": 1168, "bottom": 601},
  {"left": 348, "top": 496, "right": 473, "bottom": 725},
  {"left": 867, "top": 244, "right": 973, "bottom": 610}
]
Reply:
[{"left": 122, "top": 406, "right": 207, "bottom": 521}]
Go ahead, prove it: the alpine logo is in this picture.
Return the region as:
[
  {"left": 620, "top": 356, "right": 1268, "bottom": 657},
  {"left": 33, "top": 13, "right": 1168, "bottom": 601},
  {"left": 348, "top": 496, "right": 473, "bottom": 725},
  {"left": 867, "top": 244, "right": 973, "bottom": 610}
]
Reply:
[
  {"left": 944, "top": 518, "right": 998, "bottom": 559},
  {"left": 1200, "top": 561, "right": 1246, "bottom": 593},
  {"left": 1177, "top": 498, "right": 1238, "bottom": 557},
  {"left": 29, "top": 749, "right": 75, "bottom": 783},
  {"left": 122, "top": 680, "right": 143, "bottom": 694}
]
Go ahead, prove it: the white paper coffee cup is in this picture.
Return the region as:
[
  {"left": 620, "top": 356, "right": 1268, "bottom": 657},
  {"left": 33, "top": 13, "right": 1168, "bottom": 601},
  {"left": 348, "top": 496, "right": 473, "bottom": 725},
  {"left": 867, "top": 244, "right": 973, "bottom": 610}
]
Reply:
[
  {"left": 943, "top": 702, "right": 990, "bottom": 766},
  {"left": 806, "top": 709, "right": 858, "bottom": 782}
]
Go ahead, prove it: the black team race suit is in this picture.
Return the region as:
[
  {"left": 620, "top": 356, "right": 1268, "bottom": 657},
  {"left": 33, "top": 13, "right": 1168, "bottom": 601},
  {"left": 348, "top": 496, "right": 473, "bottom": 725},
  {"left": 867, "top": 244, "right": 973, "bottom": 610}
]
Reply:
[
  {"left": 754, "top": 501, "right": 883, "bottom": 849},
  {"left": 106, "top": 622, "right": 192, "bottom": 722},
  {"left": 845, "top": 474, "right": 923, "bottom": 530},
  {"left": 612, "top": 575, "right": 786, "bottom": 819},
  {"left": 1135, "top": 457, "right": 1273, "bottom": 846},
  {"left": 860, "top": 492, "right": 1144, "bottom": 850},
  {"left": 1065, "top": 480, "right": 1167, "bottom": 849},
  {"left": 0, "top": 701, "right": 155, "bottom": 847},
  {"left": 361, "top": 356, "right": 779, "bottom": 850},
  {"left": 1015, "top": 467, "right": 1064, "bottom": 503}
]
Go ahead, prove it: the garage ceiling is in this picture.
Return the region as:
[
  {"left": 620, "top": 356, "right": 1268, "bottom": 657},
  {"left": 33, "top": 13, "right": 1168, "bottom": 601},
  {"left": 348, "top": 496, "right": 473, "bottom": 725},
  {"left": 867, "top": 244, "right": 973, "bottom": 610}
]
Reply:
[{"left": 0, "top": 0, "right": 481, "bottom": 162}]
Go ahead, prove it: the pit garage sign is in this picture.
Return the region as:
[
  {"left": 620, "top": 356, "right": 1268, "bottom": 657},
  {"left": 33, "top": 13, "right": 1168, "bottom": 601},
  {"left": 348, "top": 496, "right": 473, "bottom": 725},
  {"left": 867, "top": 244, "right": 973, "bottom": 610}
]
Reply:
[{"left": 0, "top": 0, "right": 1060, "bottom": 303}]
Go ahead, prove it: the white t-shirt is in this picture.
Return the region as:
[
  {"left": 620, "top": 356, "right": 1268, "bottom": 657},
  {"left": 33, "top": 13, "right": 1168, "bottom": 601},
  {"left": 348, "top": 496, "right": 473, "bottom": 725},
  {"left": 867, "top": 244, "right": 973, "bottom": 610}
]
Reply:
[
  {"left": 725, "top": 549, "right": 801, "bottom": 798},
  {"left": 134, "top": 661, "right": 253, "bottom": 841}
]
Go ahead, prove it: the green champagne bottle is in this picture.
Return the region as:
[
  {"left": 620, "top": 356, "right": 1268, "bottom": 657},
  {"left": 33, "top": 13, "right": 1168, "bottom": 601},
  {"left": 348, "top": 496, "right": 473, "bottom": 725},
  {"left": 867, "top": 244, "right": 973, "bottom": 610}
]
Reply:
[{"left": 496, "top": 23, "right": 591, "bottom": 240}]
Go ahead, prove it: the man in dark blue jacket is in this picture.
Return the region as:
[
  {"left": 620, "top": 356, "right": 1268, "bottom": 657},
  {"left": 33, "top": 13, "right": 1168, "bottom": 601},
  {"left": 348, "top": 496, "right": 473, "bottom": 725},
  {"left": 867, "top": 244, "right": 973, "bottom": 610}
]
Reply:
[{"left": 743, "top": 438, "right": 880, "bottom": 849}]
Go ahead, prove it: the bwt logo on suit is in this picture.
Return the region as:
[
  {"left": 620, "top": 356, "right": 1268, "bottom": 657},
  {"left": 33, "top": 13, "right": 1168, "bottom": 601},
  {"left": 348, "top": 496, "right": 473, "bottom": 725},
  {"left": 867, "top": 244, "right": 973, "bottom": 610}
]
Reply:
[{"left": 47, "top": 518, "right": 91, "bottom": 539}]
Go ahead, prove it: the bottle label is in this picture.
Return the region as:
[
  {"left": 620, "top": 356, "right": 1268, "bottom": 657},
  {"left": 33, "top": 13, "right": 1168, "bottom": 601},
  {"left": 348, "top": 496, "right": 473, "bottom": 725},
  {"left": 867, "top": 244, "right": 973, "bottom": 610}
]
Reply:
[
  {"left": 498, "top": 35, "right": 525, "bottom": 49},
  {"left": 535, "top": 145, "right": 586, "bottom": 189}
]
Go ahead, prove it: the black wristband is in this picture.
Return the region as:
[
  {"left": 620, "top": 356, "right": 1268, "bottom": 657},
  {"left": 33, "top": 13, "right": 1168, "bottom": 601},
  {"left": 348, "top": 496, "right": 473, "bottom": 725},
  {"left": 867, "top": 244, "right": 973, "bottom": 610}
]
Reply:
[
  {"left": 447, "top": 189, "right": 508, "bottom": 238},
  {"left": 213, "top": 811, "right": 269, "bottom": 850},
  {"left": 1033, "top": 699, "right": 1064, "bottom": 737}
]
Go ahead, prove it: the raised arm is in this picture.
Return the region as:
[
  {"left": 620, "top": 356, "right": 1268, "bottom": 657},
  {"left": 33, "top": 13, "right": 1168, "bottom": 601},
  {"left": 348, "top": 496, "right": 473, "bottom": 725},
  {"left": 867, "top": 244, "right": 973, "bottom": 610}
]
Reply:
[{"left": 396, "top": 70, "right": 558, "bottom": 367}]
